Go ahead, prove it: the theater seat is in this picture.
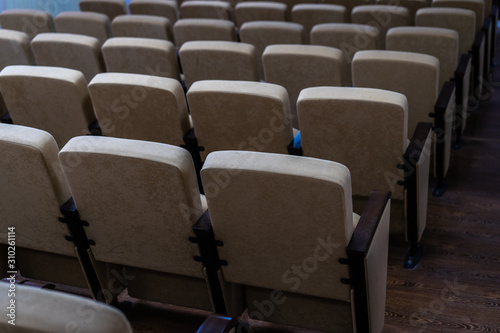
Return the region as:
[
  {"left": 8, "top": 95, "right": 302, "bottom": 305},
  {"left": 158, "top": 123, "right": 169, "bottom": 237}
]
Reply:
[
  {"left": 234, "top": 1, "right": 287, "bottom": 27},
  {"left": 173, "top": 18, "right": 237, "bottom": 48},
  {"left": 54, "top": 11, "right": 112, "bottom": 45},
  {"left": 129, "top": 0, "right": 180, "bottom": 24},
  {"left": 180, "top": 1, "right": 232, "bottom": 21},
  {"left": 111, "top": 14, "right": 173, "bottom": 41},
  {"left": 291, "top": 4, "right": 346, "bottom": 42},
  {"left": 201, "top": 150, "right": 391, "bottom": 333},
  {"left": 0, "top": 9, "right": 54, "bottom": 39},
  {"left": 79, "top": 0, "right": 128, "bottom": 21}
]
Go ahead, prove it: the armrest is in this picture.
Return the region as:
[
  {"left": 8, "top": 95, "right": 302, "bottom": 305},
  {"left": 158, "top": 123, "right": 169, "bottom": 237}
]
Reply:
[
  {"left": 346, "top": 191, "right": 391, "bottom": 333},
  {"left": 196, "top": 314, "right": 236, "bottom": 333},
  {"left": 192, "top": 211, "right": 227, "bottom": 314},
  {"left": 471, "top": 30, "right": 485, "bottom": 96}
]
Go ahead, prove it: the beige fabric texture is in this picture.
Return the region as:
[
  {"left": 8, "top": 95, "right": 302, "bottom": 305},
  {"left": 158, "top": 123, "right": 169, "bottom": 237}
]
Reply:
[
  {"left": 31, "top": 33, "right": 104, "bottom": 83},
  {"left": 239, "top": 21, "right": 305, "bottom": 79},
  {"left": 102, "top": 37, "right": 180, "bottom": 80},
  {"left": 111, "top": 14, "right": 173, "bottom": 41},
  {"left": 79, "top": 0, "right": 128, "bottom": 21},
  {"left": 291, "top": 4, "right": 346, "bottom": 42},
  {"left": 186, "top": 80, "right": 293, "bottom": 160},
  {"left": 88, "top": 72, "right": 190, "bottom": 145},
  {"left": 180, "top": 1, "right": 232, "bottom": 20},
  {"left": 234, "top": 1, "right": 287, "bottom": 27},
  {"left": 201, "top": 150, "right": 354, "bottom": 301},
  {"left": 129, "top": 0, "right": 179, "bottom": 24},
  {"left": 59, "top": 136, "right": 205, "bottom": 278},
  {"left": 352, "top": 50, "right": 439, "bottom": 137},
  {"left": 0, "top": 65, "right": 96, "bottom": 148},
  {"left": 263, "top": 44, "right": 348, "bottom": 128},
  {"left": 0, "top": 124, "right": 73, "bottom": 256},
  {"left": 54, "top": 11, "right": 112, "bottom": 45},
  {"left": 415, "top": 7, "right": 476, "bottom": 55},
  {"left": 297, "top": 87, "right": 407, "bottom": 201},
  {"left": 364, "top": 200, "right": 391, "bottom": 333},
  {"left": 0, "top": 9, "right": 54, "bottom": 39},
  {"left": 0, "top": 283, "right": 133, "bottom": 333},
  {"left": 173, "top": 18, "right": 237, "bottom": 47},
  {"left": 179, "top": 41, "right": 259, "bottom": 88},
  {"left": 376, "top": 0, "right": 429, "bottom": 24},
  {"left": 351, "top": 4, "right": 410, "bottom": 48},
  {"left": 0, "top": 29, "right": 35, "bottom": 69},
  {"left": 386, "top": 26, "right": 459, "bottom": 89},
  {"left": 418, "top": 130, "right": 432, "bottom": 241},
  {"left": 328, "top": 0, "right": 373, "bottom": 19},
  {"left": 432, "top": 0, "right": 484, "bottom": 31}
]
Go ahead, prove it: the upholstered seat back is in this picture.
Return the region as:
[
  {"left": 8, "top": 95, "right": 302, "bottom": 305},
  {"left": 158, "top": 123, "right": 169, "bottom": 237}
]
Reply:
[
  {"left": 173, "top": 18, "right": 237, "bottom": 47},
  {"left": 79, "top": 0, "right": 128, "bottom": 21},
  {"left": 31, "top": 33, "right": 104, "bottom": 83},
  {"left": 187, "top": 80, "right": 293, "bottom": 160},
  {"left": 0, "top": 65, "right": 96, "bottom": 148},
  {"left": 263, "top": 44, "right": 347, "bottom": 128},
  {"left": 0, "top": 124, "right": 73, "bottom": 256},
  {"left": 54, "top": 11, "right": 112, "bottom": 45},
  {"left": 180, "top": 1, "right": 232, "bottom": 20},
  {"left": 179, "top": 41, "right": 259, "bottom": 88},
  {"left": 88, "top": 72, "right": 190, "bottom": 145},
  {"left": 386, "top": 26, "right": 459, "bottom": 89},
  {"left": 0, "top": 9, "right": 54, "bottom": 39},
  {"left": 375, "top": 0, "right": 429, "bottom": 24},
  {"left": 291, "top": 4, "right": 346, "bottom": 42},
  {"left": 111, "top": 14, "right": 173, "bottom": 41},
  {"left": 432, "top": 0, "right": 484, "bottom": 31},
  {"left": 129, "top": 0, "right": 179, "bottom": 24},
  {"left": 234, "top": 1, "right": 287, "bottom": 27},
  {"left": 352, "top": 50, "right": 439, "bottom": 137},
  {"left": 102, "top": 37, "right": 180, "bottom": 80},
  {"left": 297, "top": 87, "right": 408, "bottom": 201},
  {"left": 0, "top": 30, "right": 35, "bottom": 69}
]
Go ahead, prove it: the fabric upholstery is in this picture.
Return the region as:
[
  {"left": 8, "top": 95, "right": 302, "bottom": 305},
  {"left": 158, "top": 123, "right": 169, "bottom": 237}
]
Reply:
[
  {"left": 263, "top": 44, "right": 348, "bottom": 128},
  {"left": 297, "top": 87, "right": 407, "bottom": 201},
  {"left": 179, "top": 41, "right": 259, "bottom": 88},
  {"left": 291, "top": 4, "right": 346, "bottom": 42},
  {"left": 432, "top": 0, "right": 484, "bottom": 31},
  {"left": 0, "top": 9, "right": 54, "bottom": 39},
  {"left": 54, "top": 11, "right": 112, "bottom": 45},
  {"left": 239, "top": 21, "right": 305, "bottom": 79},
  {"left": 186, "top": 80, "right": 293, "bottom": 160},
  {"left": 375, "top": 0, "right": 429, "bottom": 24},
  {"left": 180, "top": 1, "right": 232, "bottom": 20},
  {"left": 0, "top": 29, "right": 35, "bottom": 70},
  {"left": 352, "top": 50, "right": 439, "bottom": 137},
  {"left": 0, "top": 283, "right": 133, "bottom": 333},
  {"left": 351, "top": 4, "right": 410, "bottom": 48},
  {"left": 173, "top": 18, "right": 237, "bottom": 47},
  {"left": 386, "top": 26, "right": 459, "bottom": 89},
  {"left": 102, "top": 37, "right": 180, "bottom": 80},
  {"left": 234, "top": 1, "right": 287, "bottom": 27},
  {"left": 79, "top": 0, "right": 128, "bottom": 21},
  {"left": 129, "top": 0, "right": 179, "bottom": 24},
  {"left": 31, "top": 33, "right": 104, "bottom": 83},
  {"left": 415, "top": 7, "right": 476, "bottom": 55},
  {"left": 111, "top": 14, "right": 173, "bottom": 41},
  {"left": 88, "top": 72, "right": 190, "bottom": 145},
  {"left": 0, "top": 65, "right": 96, "bottom": 148},
  {"left": 59, "top": 136, "right": 205, "bottom": 278},
  {"left": 201, "top": 151, "right": 354, "bottom": 301}
]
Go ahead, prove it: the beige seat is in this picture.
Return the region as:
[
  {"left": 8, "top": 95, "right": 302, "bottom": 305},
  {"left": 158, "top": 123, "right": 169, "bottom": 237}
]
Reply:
[
  {"left": 59, "top": 135, "right": 222, "bottom": 311},
  {"left": 0, "top": 283, "right": 133, "bottom": 332},
  {"left": 88, "top": 73, "right": 190, "bottom": 145},
  {"left": 310, "top": 23, "right": 380, "bottom": 83},
  {"left": 297, "top": 87, "right": 432, "bottom": 267},
  {"left": 352, "top": 50, "right": 455, "bottom": 196},
  {"left": 291, "top": 4, "right": 346, "bottom": 42},
  {"left": 102, "top": 37, "right": 180, "bottom": 80},
  {"left": 31, "top": 33, "right": 105, "bottom": 83},
  {"left": 129, "top": 0, "right": 179, "bottom": 24},
  {"left": 201, "top": 150, "right": 391, "bottom": 332},
  {"left": 54, "top": 11, "right": 112, "bottom": 45},
  {"left": 186, "top": 80, "right": 294, "bottom": 160},
  {"left": 0, "top": 124, "right": 109, "bottom": 301},
  {"left": 180, "top": 1, "right": 232, "bottom": 20},
  {"left": 375, "top": 0, "right": 429, "bottom": 24},
  {"left": 351, "top": 5, "right": 410, "bottom": 48},
  {"left": 179, "top": 41, "right": 259, "bottom": 89},
  {"left": 173, "top": 18, "right": 237, "bottom": 47},
  {"left": 111, "top": 14, "right": 173, "bottom": 41},
  {"left": 79, "top": 0, "right": 128, "bottom": 21},
  {"left": 0, "top": 66, "right": 96, "bottom": 148},
  {"left": 263, "top": 44, "right": 348, "bottom": 128},
  {"left": 239, "top": 21, "right": 304, "bottom": 80},
  {"left": 234, "top": 1, "right": 287, "bottom": 27},
  {"left": 0, "top": 9, "right": 54, "bottom": 39},
  {"left": 432, "top": 0, "right": 484, "bottom": 31},
  {"left": 326, "top": 0, "right": 373, "bottom": 20}
]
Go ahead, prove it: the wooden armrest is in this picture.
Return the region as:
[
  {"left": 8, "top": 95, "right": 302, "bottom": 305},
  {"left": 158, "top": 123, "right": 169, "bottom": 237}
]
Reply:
[
  {"left": 346, "top": 191, "right": 391, "bottom": 259},
  {"left": 197, "top": 314, "right": 236, "bottom": 333}
]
